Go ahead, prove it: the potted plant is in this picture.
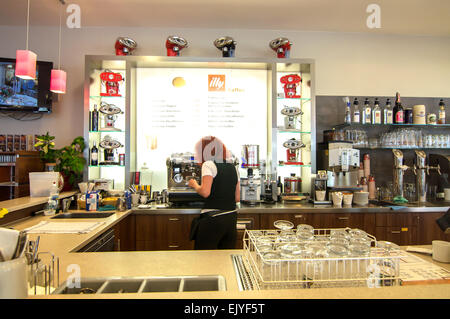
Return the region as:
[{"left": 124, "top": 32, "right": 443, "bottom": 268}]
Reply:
[
  {"left": 34, "top": 132, "right": 58, "bottom": 171},
  {"left": 56, "top": 136, "right": 86, "bottom": 191}
]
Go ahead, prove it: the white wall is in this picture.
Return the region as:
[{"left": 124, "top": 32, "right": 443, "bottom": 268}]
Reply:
[{"left": 0, "top": 25, "right": 449, "bottom": 146}]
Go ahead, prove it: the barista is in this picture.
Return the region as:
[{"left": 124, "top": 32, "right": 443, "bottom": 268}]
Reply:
[{"left": 188, "top": 136, "right": 240, "bottom": 249}]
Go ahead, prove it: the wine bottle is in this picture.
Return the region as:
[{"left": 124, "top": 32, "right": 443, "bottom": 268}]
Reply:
[
  {"left": 352, "top": 98, "right": 360, "bottom": 124},
  {"left": 277, "top": 176, "right": 283, "bottom": 201},
  {"left": 383, "top": 98, "right": 393, "bottom": 124},
  {"left": 91, "top": 104, "right": 99, "bottom": 132},
  {"left": 90, "top": 141, "right": 98, "bottom": 166},
  {"left": 438, "top": 99, "right": 446, "bottom": 124},
  {"left": 393, "top": 92, "right": 404, "bottom": 124}
]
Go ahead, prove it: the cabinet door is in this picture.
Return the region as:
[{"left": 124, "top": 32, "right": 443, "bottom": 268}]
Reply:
[
  {"left": 375, "top": 226, "right": 416, "bottom": 246},
  {"left": 309, "top": 213, "right": 373, "bottom": 231},
  {"left": 259, "top": 213, "right": 312, "bottom": 229},
  {"left": 113, "top": 215, "right": 136, "bottom": 251},
  {"left": 375, "top": 213, "right": 412, "bottom": 227},
  {"left": 411, "top": 212, "right": 450, "bottom": 245},
  {"left": 135, "top": 214, "right": 197, "bottom": 251}
]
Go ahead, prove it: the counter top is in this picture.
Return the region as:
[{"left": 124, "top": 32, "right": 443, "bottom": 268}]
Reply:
[
  {"left": 6, "top": 209, "right": 450, "bottom": 299},
  {"left": 0, "top": 191, "right": 77, "bottom": 213}
]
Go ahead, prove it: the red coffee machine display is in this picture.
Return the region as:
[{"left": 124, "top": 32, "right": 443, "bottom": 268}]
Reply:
[
  {"left": 280, "top": 74, "right": 302, "bottom": 98},
  {"left": 100, "top": 70, "right": 124, "bottom": 97},
  {"left": 283, "top": 138, "right": 305, "bottom": 165},
  {"left": 269, "top": 37, "right": 292, "bottom": 58},
  {"left": 115, "top": 37, "right": 137, "bottom": 56},
  {"left": 166, "top": 36, "right": 188, "bottom": 56}
]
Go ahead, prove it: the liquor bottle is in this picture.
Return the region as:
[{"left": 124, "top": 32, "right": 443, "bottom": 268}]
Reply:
[
  {"left": 372, "top": 98, "right": 382, "bottom": 124},
  {"left": 438, "top": 99, "right": 446, "bottom": 124},
  {"left": 91, "top": 105, "right": 99, "bottom": 132},
  {"left": 344, "top": 97, "right": 351, "bottom": 124},
  {"left": 393, "top": 92, "right": 404, "bottom": 124},
  {"left": 352, "top": 98, "right": 360, "bottom": 124},
  {"left": 362, "top": 98, "right": 372, "bottom": 124},
  {"left": 90, "top": 141, "right": 98, "bottom": 166},
  {"left": 383, "top": 98, "right": 393, "bottom": 124},
  {"left": 277, "top": 176, "right": 283, "bottom": 201}
]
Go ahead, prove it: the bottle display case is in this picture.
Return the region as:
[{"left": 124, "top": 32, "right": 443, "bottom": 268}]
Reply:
[{"left": 84, "top": 56, "right": 316, "bottom": 195}]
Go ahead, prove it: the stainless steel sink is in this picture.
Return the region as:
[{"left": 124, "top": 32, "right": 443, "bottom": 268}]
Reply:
[
  {"left": 50, "top": 212, "right": 115, "bottom": 219},
  {"left": 52, "top": 275, "right": 226, "bottom": 294}
]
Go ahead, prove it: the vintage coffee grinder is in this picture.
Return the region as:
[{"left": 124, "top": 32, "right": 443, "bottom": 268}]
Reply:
[
  {"left": 282, "top": 138, "right": 305, "bottom": 165},
  {"left": 166, "top": 36, "right": 188, "bottom": 56},
  {"left": 99, "top": 102, "right": 123, "bottom": 131},
  {"left": 100, "top": 70, "right": 124, "bottom": 97},
  {"left": 280, "top": 74, "right": 301, "bottom": 98},
  {"left": 281, "top": 105, "right": 302, "bottom": 130},
  {"left": 214, "top": 36, "right": 236, "bottom": 57},
  {"left": 99, "top": 135, "right": 123, "bottom": 165},
  {"left": 240, "top": 145, "right": 261, "bottom": 205},
  {"left": 114, "top": 37, "right": 137, "bottom": 56},
  {"left": 269, "top": 37, "right": 292, "bottom": 58}
]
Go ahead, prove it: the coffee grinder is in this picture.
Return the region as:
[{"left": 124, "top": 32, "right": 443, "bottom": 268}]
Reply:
[
  {"left": 259, "top": 160, "right": 277, "bottom": 203},
  {"left": 240, "top": 145, "right": 261, "bottom": 205},
  {"left": 310, "top": 170, "right": 331, "bottom": 204}
]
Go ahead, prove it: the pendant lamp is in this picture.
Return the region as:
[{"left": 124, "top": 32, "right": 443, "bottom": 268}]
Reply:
[
  {"left": 15, "top": 0, "right": 37, "bottom": 80},
  {"left": 50, "top": 1, "right": 66, "bottom": 94}
]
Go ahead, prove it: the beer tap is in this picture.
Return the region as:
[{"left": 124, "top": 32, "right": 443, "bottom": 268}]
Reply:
[
  {"left": 413, "top": 151, "right": 441, "bottom": 202},
  {"left": 392, "top": 149, "right": 411, "bottom": 199}
]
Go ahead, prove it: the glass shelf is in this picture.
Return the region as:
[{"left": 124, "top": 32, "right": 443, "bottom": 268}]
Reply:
[
  {"left": 278, "top": 164, "right": 311, "bottom": 167},
  {"left": 90, "top": 96, "right": 125, "bottom": 99},
  {"left": 276, "top": 128, "right": 311, "bottom": 134},
  {"left": 277, "top": 97, "right": 311, "bottom": 101},
  {"left": 89, "top": 165, "right": 125, "bottom": 168},
  {"left": 354, "top": 147, "right": 450, "bottom": 150},
  {"left": 89, "top": 130, "right": 124, "bottom": 133},
  {"left": 335, "top": 123, "right": 450, "bottom": 129}
]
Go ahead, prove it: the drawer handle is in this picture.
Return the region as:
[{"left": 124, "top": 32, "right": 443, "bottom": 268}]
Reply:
[
  {"left": 338, "top": 217, "right": 349, "bottom": 220},
  {"left": 391, "top": 231, "right": 401, "bottom": 234},
  {"left": 168, "top": 245, "right": 179, "bottom": 248},
  {"left": 168, "top": 218, "right": 180, "bottom": 221},
  {"left": 294, "top": 215, "right": 303, "bottom": 218}
]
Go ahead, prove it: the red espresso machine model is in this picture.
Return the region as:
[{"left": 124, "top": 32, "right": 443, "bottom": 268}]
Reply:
[
  {"left": 166, "top": 36, "right": 188, "bottom": 56},
  {"left": 280, "top": 74, "right": 301, "bottom": 98},
  {"left": 283, "top": 138, "right": 305, "bottom": 165},
  {"left": 269, "top": 37, "right": 292, "bottom": 58},
  {"left": 100, "top": 70, "right": 124, "bottom": 97},
  {"left": 114, "top": 37, "right": 137, "bottom": 56}
]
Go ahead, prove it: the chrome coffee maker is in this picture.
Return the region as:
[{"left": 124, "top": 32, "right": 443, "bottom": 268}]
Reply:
[{"left": 240, "top": 145, "right": 261, "bottom": 205}]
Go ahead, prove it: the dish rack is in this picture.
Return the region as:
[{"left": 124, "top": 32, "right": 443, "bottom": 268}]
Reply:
[{"left": 241, "top": 228, "right": 405, "bottom": 290}]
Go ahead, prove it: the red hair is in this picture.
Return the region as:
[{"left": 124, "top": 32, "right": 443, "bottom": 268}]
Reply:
[{"left": 194, "top": 136, "right": 230, "bottom": 164}]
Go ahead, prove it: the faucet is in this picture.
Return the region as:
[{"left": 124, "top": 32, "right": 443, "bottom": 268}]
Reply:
[{"left": 61, "top": 197, "right": 74, "bottom": 213}]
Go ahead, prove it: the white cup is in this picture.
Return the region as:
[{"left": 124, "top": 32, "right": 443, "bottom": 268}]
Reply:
[
  {"left": 0, "top": 256, "right": 28, "bottom": 298},
  {"left": 444, "top": 188, "right": 450, "bottom": 201},
  {"left": 432, "top": 240, "right": 450, "bottom": 263},
  {"left": 331, "top": 192, "right": 343, "bottom": 207},
  {"left": 315, "top": 190, "right": 326, "bottom": 201},
  {"left": 131, "top": 193, "right": 140, "bottom": 206},
  {"left": 140, "top": 195, "right": 148, "bottom": 204},
  {"left": 343, "top": 193, "right": 353, "bottom": 206}
]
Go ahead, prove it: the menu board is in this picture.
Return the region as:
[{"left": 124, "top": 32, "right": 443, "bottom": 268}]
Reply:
[{"left": 136, "top": 68, "right": 268, "bottom": 190}]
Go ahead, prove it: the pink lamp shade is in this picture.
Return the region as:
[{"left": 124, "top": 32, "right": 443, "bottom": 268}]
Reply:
[
  {"left": 15, "top": 50, "right": 37, "bottom": 80},
  {"left": 50, "top": 69, "right": 67, "bottom": 94}
]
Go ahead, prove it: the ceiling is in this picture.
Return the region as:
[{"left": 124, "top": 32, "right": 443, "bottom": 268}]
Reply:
[{"left": 1, "top": 0, "right": 449, "bottom": 36}]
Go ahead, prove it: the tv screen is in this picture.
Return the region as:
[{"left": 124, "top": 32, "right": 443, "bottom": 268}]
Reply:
[{"left": 0, "top": 57, "right": 53, "bottom": 113}]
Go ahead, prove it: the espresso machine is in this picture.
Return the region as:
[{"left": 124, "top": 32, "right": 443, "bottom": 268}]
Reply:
[
  {"left": 318, "top": 141, "right": 361, "bottom": 191},
  {"left": 269, "top": 37, "right": 292, "bottom": 58},
  {"left": 99, "top": 102, "right": 123, "bottom": 131},
  {"left": 166, "top": 36, "right": 188, "bottom": 56},
  {"left": 166, "top": 152, "right": 204, "bottom": 205},
  {"left": 240, "top": 145, "right": 262, "bottom": 205},
  {"left": 282, "top": 138, "right": 305, "bottom": 165},
  {"left": 214, "top": 36, "right": 237, "bottom": 57},
  {"left": 281, "top": 106, "right": 302, "bottom": 130},
  {"left": 99, "top": 135, "right": 123, "bottom": 165},
  {"left": 114, "top": 37, "right": 137, "bottom": 56}
]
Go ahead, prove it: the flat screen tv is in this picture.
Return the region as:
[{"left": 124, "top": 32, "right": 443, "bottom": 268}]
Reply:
[{"left": 0, "top": 57, "right": 53, "bottom": 113}]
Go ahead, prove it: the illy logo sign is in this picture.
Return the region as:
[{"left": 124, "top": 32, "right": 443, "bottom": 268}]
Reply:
[{"left": 208, "top": 75, "right": 225, "bottom": 91}]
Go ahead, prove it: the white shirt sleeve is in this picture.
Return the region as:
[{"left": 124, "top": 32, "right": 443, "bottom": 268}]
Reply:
[{"left": 202, "top": 161, "right": 217, "bottom": 178}]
